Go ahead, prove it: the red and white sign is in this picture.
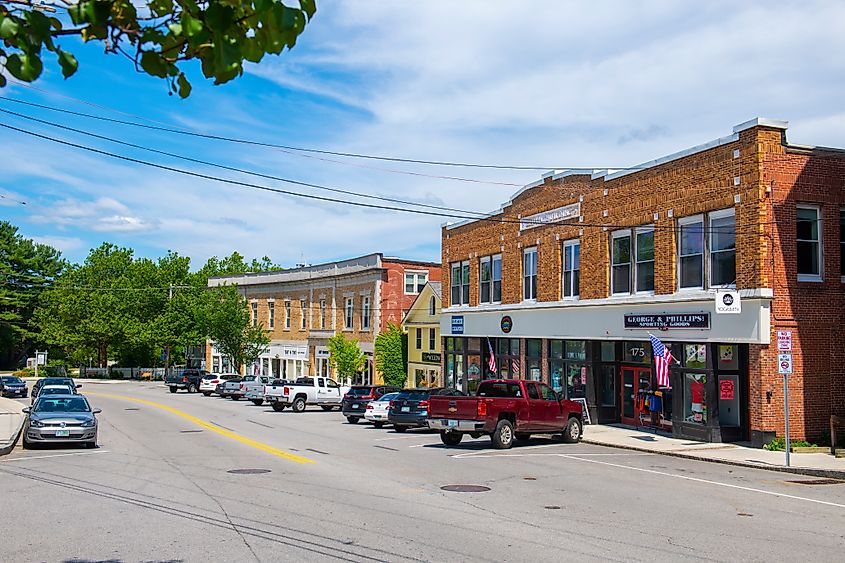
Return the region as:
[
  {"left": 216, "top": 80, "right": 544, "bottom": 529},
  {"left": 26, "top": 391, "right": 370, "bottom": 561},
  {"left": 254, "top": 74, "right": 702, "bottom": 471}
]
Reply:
[
  {"left": 777, "top": 331, "right": 792, "bottom": 351},
  {"left": 719, "top": 379, "right": 735, "bottom": 401},
  {"left": 778, "top": 353, "right": 793, "bottom": 375}
]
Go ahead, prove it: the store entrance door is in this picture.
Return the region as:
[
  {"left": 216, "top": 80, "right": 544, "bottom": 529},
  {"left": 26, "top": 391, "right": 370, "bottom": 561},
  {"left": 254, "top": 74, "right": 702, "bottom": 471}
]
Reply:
[{"left": 621, "top": 366, "right": 652, "bottom": 426}]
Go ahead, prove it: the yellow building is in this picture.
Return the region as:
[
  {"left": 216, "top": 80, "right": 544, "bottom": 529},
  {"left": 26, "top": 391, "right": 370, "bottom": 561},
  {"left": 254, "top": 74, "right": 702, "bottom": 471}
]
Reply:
[{"left": 401, "top": 282, "right": 442, "bottom": 388}]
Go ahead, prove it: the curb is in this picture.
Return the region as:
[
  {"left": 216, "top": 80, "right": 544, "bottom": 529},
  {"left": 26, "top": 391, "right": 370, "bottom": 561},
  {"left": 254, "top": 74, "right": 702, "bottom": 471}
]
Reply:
[
  {"left": 582, "top": 438, "right": 845, "bottom": 480},
  {"left": 0, "top": 416, "right": 24, "bottom": 456}
]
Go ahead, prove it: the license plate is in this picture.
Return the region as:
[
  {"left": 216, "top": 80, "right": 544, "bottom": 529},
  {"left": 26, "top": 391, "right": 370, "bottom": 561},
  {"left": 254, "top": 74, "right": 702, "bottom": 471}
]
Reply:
[
  {"left": 401, "top": 406, "right": 410, "bottom": 412},
  {"left": 352, "top": 404, "right": 359, "bottom": 408},
  {"left": 447, "top": 419, "right": 458, "bottom": 428},
  {"left": 55, "top": 429, "right": 70, "bottom": 437}
]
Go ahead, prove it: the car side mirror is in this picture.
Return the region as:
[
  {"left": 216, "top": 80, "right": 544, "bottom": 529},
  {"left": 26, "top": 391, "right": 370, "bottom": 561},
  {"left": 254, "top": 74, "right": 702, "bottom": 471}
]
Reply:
[
  {"left": 22, "top": 407, "right": 30, "bottom": 414},
  {"left": 93, "top": 408, "right": 102, "bottom": 414}
]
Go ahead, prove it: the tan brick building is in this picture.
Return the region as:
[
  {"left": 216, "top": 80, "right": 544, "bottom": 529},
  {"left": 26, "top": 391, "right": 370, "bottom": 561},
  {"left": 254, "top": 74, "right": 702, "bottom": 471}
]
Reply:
[
  {"left": 207, "top": 253, "right": 440, "bottom": 384},
  {"left": 441, "top": 118, "right": 844, "bottom": 445}
]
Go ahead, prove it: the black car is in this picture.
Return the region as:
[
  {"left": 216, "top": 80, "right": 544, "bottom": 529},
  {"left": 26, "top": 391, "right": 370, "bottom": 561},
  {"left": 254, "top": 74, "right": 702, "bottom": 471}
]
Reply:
[
  {"left": 31, "top": 377, "right": 79, "bottom": 400},
  {"left": 388, "top": 388, "right": 466, "bottom": 432},
  {"left": 164, "top": 369, "right": 209, "bottom": 393},
  {"left": 0, "top": 375, "right": 28, "bottom": 398},
  {"left": 341, "top": 385, "right": 401, "bottom": 424}
]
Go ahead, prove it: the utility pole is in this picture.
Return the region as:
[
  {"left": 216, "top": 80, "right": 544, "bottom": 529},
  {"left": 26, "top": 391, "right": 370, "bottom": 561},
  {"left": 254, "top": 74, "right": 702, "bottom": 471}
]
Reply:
[{"left": 164, "top": 284, "right": 173, "bottom": 377}]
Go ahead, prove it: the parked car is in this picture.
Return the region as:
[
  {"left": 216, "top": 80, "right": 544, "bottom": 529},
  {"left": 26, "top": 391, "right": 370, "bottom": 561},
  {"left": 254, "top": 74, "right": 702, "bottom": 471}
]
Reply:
[
  {"left": 32, "top": 384, "right": 76, "bottom": 404},
  {"left": 218, "top": 377, "right": 244, "bottom": 399},
  {"left": 387, "top": 388, "right": 466, "bottom": 432},
  {"left": 342, "top": 385, "right": 401, "bottom": 424},
  {"left": 164, "top": 369, "right": 209, "bottom": 393},
  {"left": 22, "top": 394, "right": 101, "bottom": 449},
  {"left": 224, "top": 375, "right": 270, "bottom": 403},
  {"left": 0, "top": 375, "right": 27, "bottom": 398},
  {"left": 245, "top": 377, "right": 292, "bottom": 405},
  {"left": 427, "top": 379, "right": 583, "bottom": 449},
  {"left": 364, "top": 392, "right": 400, "bottom": 428},
  {"left": 264, "top": 376, "right": 350, "bottom": 413},
  {"left": 32, "top": 377, "right": 79, "bottom": 400},
  {"left": 199, "top": 373, "right": 241, "bottom": 396}
]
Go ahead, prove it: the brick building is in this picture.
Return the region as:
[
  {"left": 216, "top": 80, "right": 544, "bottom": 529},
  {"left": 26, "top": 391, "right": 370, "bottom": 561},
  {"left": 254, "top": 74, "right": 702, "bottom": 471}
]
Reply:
[
  {"left": 207, "top": 253, "right": 440, "bottom": 384},
  {"left": 440, "top": 118, "right": 844, "bottom": 445}
]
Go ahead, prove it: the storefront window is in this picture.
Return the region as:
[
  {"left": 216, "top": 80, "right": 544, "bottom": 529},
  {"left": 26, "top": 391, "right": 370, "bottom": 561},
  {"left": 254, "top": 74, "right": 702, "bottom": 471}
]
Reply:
[
  {"left": 623, "top": 341, "right": 652, "bottom": 363},
  {"left": 467, "top": 354, "right": 481, "bottom": 393},
  {"left": 445, "top": 356, "right": 455, "bottom": 388},
  {"left": 566, "top": 364, "right": 588, "bottom": 399},
  {"left": 550, "top": 362, "right": 564, "bottom": 394},
  {"left": 683, "top": 372, "right": 707, "bottom": 424},
  {"left": 565, "top": 341, "right": 587, "bottom": 361},
  {"left": 600, "top": 365, "right": 615, "bottom": 406},
  {"left": 684, "top": 344, "right": 707, "bottom": 368},
  {"left": 717, "top": 344, "right": 739, "bottom": 370},
  {"left": 526, "top": 339, "right": 542, "bottom": 381},
  {"left": 601, "top": 342, "right": 616, "bottom": 362}
]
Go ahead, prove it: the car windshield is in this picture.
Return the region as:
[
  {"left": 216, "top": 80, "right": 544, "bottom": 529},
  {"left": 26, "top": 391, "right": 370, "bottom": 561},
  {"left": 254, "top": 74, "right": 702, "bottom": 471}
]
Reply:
[
  {"left": 397, "top": 390, "right": 433, "bottom": 401},
  {"left": 375, "top": 393, "right": 400, "bottom": 403},
  {"left": 1, "top": 376, "right": 22, "bottom": 384},
  {"left": 42, "top": 378, "right": 72, "bottom": 386},
  {"left": 41, "top": 387, "right": 72, "bottom": 395},
  {"left": 346, "top": 387, "right": 373, "bottom": 397},
  {"left": 34, "top": 396, "right": 90, "bottom": 413}
]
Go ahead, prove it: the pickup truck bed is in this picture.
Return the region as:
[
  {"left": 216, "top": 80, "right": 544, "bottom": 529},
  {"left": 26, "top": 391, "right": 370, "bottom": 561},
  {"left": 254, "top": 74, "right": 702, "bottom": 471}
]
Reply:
[{"left": 427, "top": 379, "right": 583, "bottom": 449}]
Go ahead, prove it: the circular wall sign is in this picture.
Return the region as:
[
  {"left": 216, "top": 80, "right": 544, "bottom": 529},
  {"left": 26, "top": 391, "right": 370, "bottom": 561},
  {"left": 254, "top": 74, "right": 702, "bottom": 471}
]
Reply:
[
  {"left": 500, "top": 315, "right": 513, "bottom": 334},
  {"left": 722, "top": 294, "right": 734, "bottom": 306}
]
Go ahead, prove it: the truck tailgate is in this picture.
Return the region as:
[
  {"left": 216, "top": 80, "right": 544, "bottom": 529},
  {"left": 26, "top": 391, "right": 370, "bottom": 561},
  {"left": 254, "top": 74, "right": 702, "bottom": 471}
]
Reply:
[{"left": 428, "top": 395, "right": 480, "bottom": 420}]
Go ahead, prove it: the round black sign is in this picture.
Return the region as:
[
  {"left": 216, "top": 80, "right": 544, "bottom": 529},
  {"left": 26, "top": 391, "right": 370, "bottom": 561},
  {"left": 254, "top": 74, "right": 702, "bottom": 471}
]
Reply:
[
  {"left": 500, "top": 315, "right": 513, "bottom": 334},
  {"left": 722, "top": 294, "right": 734, "bottom": 306}
]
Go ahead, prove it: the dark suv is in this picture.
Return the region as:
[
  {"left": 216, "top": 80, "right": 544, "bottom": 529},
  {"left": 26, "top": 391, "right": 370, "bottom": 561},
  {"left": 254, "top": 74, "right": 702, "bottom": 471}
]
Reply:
[
  {"left": 0, "top": 376, "right": 28, "bottom": 398},
  {"left": 31, "top": 377, "right": 79, "bottom": 400},
  {"left": 388, "top": 387, "right": 466, "bottom": 432},
  {"left": 341, "top": 385, "right": 401, "bottom": 424},
  {"left": 164, "top": 369, "right": 209, "bottom": 393}
]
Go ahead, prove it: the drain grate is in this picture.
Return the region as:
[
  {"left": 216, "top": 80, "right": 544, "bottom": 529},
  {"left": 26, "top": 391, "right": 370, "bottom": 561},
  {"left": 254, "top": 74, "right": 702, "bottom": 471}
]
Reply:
[
  {"left": 786, "top": 479, "right": 845, "bottom": 485},
  {"left": 227, "top": 469, "right": 271, "bottom": 475},
  {"left": 544, "top": 506, "right": 561, "bottom": 510},
  {"left": 441, "top": 485, "right": 490, "bottom": 493}
]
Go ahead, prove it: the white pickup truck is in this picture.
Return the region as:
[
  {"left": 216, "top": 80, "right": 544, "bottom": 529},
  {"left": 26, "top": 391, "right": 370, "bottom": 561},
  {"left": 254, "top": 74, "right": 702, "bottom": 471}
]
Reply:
[{"left": 264, "top": 377, "right": 349, "bottom": 413}]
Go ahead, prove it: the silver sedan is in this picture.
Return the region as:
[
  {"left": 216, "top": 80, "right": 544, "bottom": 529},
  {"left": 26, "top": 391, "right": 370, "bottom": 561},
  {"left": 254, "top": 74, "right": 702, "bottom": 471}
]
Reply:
[{"left": 22, "top": 395, "right": 101, "bottom": 449}]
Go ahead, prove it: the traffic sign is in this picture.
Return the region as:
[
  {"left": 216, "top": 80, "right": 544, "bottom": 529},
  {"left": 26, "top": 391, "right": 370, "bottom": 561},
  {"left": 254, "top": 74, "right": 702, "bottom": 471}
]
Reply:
[
  {"left": 778, "top": 353, "right": 793, "bottom": 374},
  {"left": 777, "top": 331, "right": 792, "bottom": 351}
]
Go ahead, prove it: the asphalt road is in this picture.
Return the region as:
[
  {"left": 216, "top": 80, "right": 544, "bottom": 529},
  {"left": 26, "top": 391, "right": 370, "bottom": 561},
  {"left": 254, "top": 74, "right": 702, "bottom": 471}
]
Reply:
[{"left": 1, "top": 381, "right": 844, "bottom": 562}]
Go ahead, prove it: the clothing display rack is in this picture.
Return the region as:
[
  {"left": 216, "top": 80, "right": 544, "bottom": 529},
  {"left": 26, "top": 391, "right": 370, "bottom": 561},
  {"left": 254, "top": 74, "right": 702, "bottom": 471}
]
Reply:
[{"left": 636, "top": 389, "right": 665, "bottom": 431}]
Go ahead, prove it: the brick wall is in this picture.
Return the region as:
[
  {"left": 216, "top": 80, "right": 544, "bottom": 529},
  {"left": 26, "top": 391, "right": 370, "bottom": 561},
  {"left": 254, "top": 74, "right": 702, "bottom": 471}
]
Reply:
[{"left": 381, "top": 260, "right": 442, "bottom": 330}]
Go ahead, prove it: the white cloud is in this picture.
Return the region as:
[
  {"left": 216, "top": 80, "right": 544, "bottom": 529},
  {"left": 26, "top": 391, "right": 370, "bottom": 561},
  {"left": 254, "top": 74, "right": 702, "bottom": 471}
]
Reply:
[{"left": 31, "top": 235, "right": 85, "bottom": 253}]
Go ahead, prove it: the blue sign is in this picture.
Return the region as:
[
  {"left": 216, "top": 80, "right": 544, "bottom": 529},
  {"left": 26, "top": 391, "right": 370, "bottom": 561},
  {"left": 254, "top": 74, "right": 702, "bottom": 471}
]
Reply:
[{"left": 451, "top": 315, "right": 464, "bottom": 335}]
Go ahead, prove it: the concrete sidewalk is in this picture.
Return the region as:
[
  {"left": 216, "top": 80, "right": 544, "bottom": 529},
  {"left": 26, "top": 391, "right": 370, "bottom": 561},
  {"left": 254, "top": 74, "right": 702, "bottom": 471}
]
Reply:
[
  {"left": 583, "top": 423, "right": 845, "bottom": 479},
  {"left": 0, "top": 396, "right": 26, "bottom": 455}
]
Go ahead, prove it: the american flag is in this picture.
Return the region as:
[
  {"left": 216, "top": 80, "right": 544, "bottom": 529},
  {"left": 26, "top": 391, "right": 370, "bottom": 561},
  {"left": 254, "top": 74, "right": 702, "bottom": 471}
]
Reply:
[
  {"left": 649, "top": 333, "right": 674, "bottom": 388},
  {"left": 487, "top": 338, "right": 497, "bottom": 374}
]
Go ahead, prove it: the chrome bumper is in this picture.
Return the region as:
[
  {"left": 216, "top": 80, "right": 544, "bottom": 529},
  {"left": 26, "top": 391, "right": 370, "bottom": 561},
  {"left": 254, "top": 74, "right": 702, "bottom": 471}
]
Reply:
[{"left": 427, "top": 419, "right": 485, "bottom": 432}]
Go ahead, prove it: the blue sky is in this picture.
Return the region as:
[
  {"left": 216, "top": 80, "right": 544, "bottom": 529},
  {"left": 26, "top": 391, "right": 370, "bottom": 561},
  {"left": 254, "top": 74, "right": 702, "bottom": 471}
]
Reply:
[{"left": 2, "top": 0, "right": 844, "bottom": 268}]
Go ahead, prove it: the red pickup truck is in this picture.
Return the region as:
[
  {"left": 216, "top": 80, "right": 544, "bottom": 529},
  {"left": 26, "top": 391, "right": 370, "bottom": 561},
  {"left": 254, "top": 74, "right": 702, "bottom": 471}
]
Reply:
[{"left": 427, "top": 379, "right": 583, "bottom": 449}]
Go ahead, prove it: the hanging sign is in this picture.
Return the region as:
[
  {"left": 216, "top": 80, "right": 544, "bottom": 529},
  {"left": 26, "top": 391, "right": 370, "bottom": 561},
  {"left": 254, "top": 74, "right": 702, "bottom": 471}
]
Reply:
[
  {"left": 777, "top": 331, "right": 792, "bottom": 351},
  {"left": 715, "top": 290, "right": 741, "bottom": 314},
  {"left": 778, "top": 353, "right": 793, "bottom": 374}
]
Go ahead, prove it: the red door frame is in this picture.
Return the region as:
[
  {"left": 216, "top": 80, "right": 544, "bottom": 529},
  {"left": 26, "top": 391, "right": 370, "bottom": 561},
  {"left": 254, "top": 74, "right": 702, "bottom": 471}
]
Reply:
[{"left": 620, "top": 365, "right": 652, "bottom": 426}]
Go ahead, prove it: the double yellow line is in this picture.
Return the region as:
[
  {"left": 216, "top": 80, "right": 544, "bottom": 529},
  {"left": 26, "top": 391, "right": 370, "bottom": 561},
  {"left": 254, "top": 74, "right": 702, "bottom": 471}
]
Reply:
[{"left": 88, "top": 392, "right": 315, "bottom": 465}]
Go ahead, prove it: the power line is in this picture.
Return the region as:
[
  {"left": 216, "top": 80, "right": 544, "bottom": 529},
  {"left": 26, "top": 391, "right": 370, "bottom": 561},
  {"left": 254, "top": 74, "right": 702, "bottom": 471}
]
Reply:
[
  {"left": 0, "top": 120, "right": 770, "bottom": 235},
  {"left": 0, "top": 93, "right": 643, "bottom": 172},
  {"left": 0, "top": 192, "right": 27, "bottom": 205}
]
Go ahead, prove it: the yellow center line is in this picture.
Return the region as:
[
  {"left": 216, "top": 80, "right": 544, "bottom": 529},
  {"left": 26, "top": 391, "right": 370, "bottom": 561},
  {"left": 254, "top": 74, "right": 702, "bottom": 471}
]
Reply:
[{"left": 87, "top": 392, "right": 315, "bottom": 465}]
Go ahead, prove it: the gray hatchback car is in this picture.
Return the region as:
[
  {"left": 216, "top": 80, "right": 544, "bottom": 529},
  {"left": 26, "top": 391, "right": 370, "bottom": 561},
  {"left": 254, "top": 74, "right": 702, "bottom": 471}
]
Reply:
[{"left": 22, "top": 395, "right": 100, "bottom": 449}]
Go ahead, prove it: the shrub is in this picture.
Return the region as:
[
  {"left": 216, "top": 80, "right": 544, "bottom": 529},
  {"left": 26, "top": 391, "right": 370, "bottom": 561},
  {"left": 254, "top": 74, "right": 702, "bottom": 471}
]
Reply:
[
  {"left": 12, "top": 368, "right": 35, "bottom": 377},
  {"left": 763, "top": 437, "right": 816, "bottom": 451}
]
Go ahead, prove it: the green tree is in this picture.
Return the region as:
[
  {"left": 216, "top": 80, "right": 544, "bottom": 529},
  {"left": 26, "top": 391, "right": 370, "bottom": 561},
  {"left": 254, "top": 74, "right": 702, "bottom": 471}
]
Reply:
[
  {"left": 0, "top": 0, "right": 316, "bottom": 97},
  {"left": 205, "top": 283, "right": 269, "bottom": 374},
  {"left": 374, "top": 323, "right": 407, "bottom": 387},
  {"left": 327, "top": 332, "right": 364, "bottom": 383},
  {"left": 0, "top": 221, "right": 64, "bottom": 369}
]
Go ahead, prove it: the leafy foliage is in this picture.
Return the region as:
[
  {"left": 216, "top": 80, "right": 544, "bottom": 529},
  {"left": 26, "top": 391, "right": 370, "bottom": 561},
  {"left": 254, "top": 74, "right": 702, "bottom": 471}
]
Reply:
[
  {"left": 0, "top": 221, "right": 64, "bottom": 369},
  {"left": 327, "top": 332, "right": 363, "bottom": 381},
  {"left": 204, "top": 283, "right": 269, "bottom": 374},
  {"left": 374, "top": 322, "right": 407, "bottom": 387},
  {"left": 0, "top": 0, "right": 316, "bottom": 96}
]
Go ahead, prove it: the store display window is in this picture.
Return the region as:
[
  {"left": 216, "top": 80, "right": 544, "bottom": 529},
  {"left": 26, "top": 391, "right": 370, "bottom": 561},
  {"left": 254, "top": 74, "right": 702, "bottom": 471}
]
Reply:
[
  {"left": 683, "top": 344, "right": 707, "bottom": 369},
  {"left": 683, "top": 372, "right": 707, "bottom": 424}
]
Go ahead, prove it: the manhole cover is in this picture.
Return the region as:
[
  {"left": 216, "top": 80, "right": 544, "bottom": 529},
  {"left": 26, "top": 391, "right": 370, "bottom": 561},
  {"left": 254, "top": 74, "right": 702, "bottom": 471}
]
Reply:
[
  {"left": 440, "top": 485, "right": 490, "bottom": 493},
  {"left": 227, "top": 469, "right": 272, "bottom": 475},
  {"left": 786, "top": 479, "right": 844, "bottom": 485},
  {"left": 544, "top": 506, "right": 561, "bottom": 510}
]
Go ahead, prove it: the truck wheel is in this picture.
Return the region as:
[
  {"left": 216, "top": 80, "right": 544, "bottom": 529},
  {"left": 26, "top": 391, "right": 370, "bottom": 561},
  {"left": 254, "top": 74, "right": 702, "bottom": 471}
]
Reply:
[
  {"left": 271, "top": 403, "right": 286, "bottom": 412},
  {"left": 346, "top": 416, "right": 360, "bottom": 424},
  {"left": 440, "top": 431, "right": 463, "bottom": 446},
  {"left": 231, "top": 395, "right": 240, "bottom": 401},
  {"left": 187, "top": 384, "right": 197, "bottom": 393},
  {"left": 393, "top": 425, "right": 407, "bottom": 433},
  {"left": 202, "top": 392, "right": 211, "bottom": 397},
  {"left": 292, "top": 397, "right": 306, "bottom": 413},
  {"left": 251, "top": 399, "right": 264, "bottom": 406},
  {"left": 491, "top": 419, "right": 514, "bottom": 449},
  {"left": 169, "top": 386, "right": 177, "bottom": 393},
  {"left": 321, "top": 406, "right": 334, "bottom": 411},
  {"left": 515, "top": 433, "right": 531, "bottom": 442},
  {"left": 373, "top": 422, "right": 384, "bottom": 429},
  {"left": 562, "top": 417, "right": 583, "bottom": 443}
]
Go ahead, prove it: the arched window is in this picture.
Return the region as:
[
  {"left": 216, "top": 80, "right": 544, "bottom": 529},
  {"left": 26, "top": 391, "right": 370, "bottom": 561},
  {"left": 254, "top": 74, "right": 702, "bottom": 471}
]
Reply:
[{"left": 429, "top": 296, "right": 436, "bottom": 315}]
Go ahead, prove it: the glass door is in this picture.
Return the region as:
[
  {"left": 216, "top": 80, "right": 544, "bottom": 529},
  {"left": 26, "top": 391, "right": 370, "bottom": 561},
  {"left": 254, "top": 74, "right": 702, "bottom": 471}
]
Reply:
[
  {"left": 718, "top": 374, "right": 740, "bottom": 427},
  {"left": 620, "top": 366, "right": 652, "bottom": 425}
]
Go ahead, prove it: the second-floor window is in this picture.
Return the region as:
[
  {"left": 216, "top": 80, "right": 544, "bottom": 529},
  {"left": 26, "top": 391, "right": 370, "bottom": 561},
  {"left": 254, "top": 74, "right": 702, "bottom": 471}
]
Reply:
[
  {"left": 611, "top": 231, "right": 632, "bottom": 294},
  {"left": 797, "top": 205, "right": 822, "bottom": 281},
  {"left": 300, "top": 299, "right": 307, "bottom": 330},
  {"left": 450, "top": 260, "right": 470, "bottom": 305},
  {"left": 523, "top": 247, "right": 537, "bottom": 300},
  {"left": 251, "top": 302, "right": 258, "bottom": 327},
  {"left": 710, "top": 209, "right": 736, "bottom": 286},
  {"left": 678, "top": 209, "right": 737, "bottom": 288},
  {"left": 612, "top": 227, "right": 654, "bottom": 295},
  {"left": 268, "top": 301, "right": 275, "bottom": 329},
  {"left": 479, "top": 254, "right": 502, "bottom": 303},
  {"left": 320, "top": 299, "right": 326, "bottom": 329},
  {"left": 404, "top": 271, "right": 428, "bottom": 294},
  {"left": 635, "top": 227, "right": 655, "bottom": 292},
  {"left": 344, "top": 297, "right": 354, "bottom": 329},
  {"left": 284, "top": 300, "right": 291, "bottom": 329},
  {"left": 678, "top": 216, "right": 705, "bottom": 289},
  {"left": 429, "top": 295, "right": 436, "bottom": 315},
  {"left": 362, "top": 296, "right": 371, "bottom": 330},
  {"left": 562, "top": 240, "right": 580, "bottom": 298},
  {"left": 429, "top": 328, "right": 436, "bottom": 350},
  {"left": 416, "top": 328, "right": 422, "bottom": 350}
]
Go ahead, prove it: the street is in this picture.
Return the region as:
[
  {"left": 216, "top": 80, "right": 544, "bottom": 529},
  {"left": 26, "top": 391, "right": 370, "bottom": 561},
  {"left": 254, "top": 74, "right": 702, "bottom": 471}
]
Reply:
[{"left": 1, "top": 381, "right": 844, "bottom": 562}]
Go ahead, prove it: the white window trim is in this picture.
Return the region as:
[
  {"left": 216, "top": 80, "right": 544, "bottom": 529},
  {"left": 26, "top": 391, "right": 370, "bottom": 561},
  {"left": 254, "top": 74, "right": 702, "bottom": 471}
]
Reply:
[
  {"left": 522, "top": 247, "right": 538, "bottom": 302},
  {"left": 478, "top": 254, "right": 503, "bottom": 305},
  {"left": 634, "top": 225, "right": 656, "bottom": 295},
  {"left": 677, "top": 214, "right": 705, "bottom": 291},
  {"left": 361, "top": 296, "right": 371, "bottom": 331},
  {"left": 251, "top": 302, "right": 259, "bottom": 327},
  {"left": 611, "top": 229, "right": 632, "bottom": 296},
  {"left": 450, "top": 260, "right": 470, "bottom": 306},
  {"left": 415, "top": 327, "right": 422, "bottom": 350},
  {"left": 284, "top": 300, "right": 291, "bottom": 330},
  {"left": 300, "top": 299, "right": 307, "bottom": 330},
  {"left": 344, "top": 297, "right": 354, "bottom": 330},
  {"left": 404, "top": 270, "right": 429, "bottom": 295},
  {"left": 796, "top": 204, "right": 823, "bottom": 282},
  {"left": 708, "top": 208, "right": 737, "bottom": 289},
  {"left": 561, "top": 239, "right": 580, "bottom": 300},
  {"left": 268, "top": 301, "right": 275, "bottom": 329},
  {"left": 319, "top": 299, "right": 327, "bottom": 329}
]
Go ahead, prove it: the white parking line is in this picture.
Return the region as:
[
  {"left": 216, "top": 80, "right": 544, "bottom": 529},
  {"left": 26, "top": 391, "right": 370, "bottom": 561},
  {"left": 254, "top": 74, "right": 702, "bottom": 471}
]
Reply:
[
  {"left": 374, "top": 435, "right": 435, "bottom": 442},
  {"left": 1, "top": 450, "right": 110, "bottom": 463}
]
